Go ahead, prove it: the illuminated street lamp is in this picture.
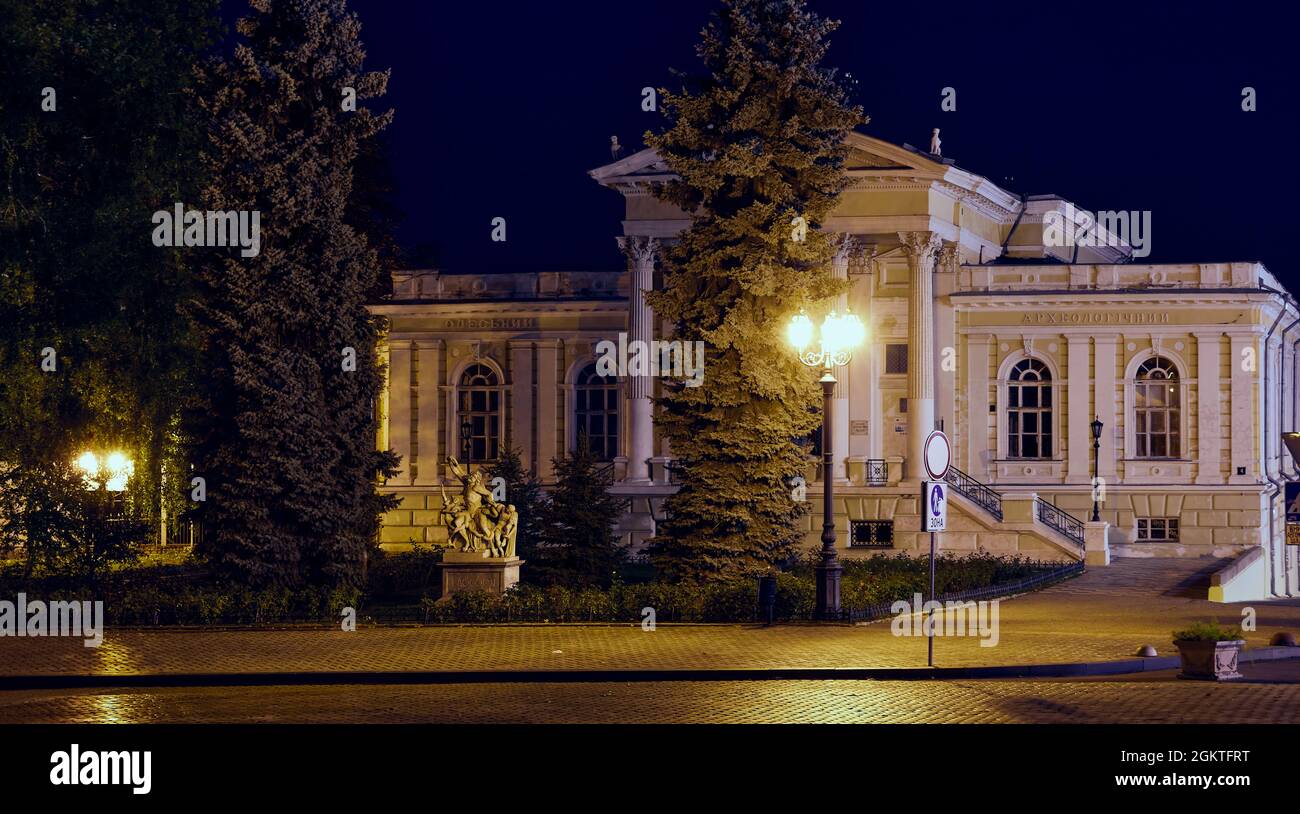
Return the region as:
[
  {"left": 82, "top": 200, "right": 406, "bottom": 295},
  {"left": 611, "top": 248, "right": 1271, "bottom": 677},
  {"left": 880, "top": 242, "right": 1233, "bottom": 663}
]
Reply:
[
  {"left": 787, "top": 308, "right": 867, "bottom": 620},
  {"left": 74, "top": 450, "right": 134, "bottom": 492}
]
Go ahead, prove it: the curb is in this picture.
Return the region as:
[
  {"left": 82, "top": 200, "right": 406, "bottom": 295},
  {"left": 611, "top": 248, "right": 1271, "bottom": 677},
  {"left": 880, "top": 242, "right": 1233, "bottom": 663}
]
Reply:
[{"left": 2, "top": 648, "right": 1297, "bottom": 690}]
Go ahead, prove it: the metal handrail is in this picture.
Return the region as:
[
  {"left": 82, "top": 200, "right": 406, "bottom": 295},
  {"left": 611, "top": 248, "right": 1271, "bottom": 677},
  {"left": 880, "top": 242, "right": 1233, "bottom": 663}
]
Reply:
[
  {"left": 944, "top": 465, "right": 1003, "bottom": 521},
  {"left": 1035, "top": 497, "right": 1085, "bottom": 547},
  {"left": 866, "top": 459, "right": 887, "bottom": 485}
]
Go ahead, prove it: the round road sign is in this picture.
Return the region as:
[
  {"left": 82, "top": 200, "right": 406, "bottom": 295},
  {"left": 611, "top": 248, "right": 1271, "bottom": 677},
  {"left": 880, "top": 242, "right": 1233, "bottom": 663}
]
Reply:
[{"left": 924, "top": 430, "right": 951, "bottom": 480}]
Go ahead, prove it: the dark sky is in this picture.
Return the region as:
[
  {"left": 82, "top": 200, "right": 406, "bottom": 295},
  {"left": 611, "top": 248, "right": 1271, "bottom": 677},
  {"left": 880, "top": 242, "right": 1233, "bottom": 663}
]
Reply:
[{"left": 239, "top": 1, "right": 1298, "bottom": 283}]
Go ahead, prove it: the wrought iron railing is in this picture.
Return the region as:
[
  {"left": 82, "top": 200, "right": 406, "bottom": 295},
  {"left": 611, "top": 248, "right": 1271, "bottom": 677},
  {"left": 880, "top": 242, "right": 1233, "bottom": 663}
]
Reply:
[
  {"left": 943, "top": 465, "right": 1003, "bottom": 521},
  {"left": 1035, "top": 497, "right": 1085, "bottom": 548},
  {"left": 866, "top": 459, "right": 887, "bottom": 485}
]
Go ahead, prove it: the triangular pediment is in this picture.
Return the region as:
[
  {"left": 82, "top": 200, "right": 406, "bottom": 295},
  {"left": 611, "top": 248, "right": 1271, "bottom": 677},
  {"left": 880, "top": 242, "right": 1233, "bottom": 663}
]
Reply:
[{"left": 590, "top": 131, "right": 949, "bottom": 187}]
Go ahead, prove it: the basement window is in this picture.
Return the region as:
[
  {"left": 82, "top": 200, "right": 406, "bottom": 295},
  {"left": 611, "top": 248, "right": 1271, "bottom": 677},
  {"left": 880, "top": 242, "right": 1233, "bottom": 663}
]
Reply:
[
  {"left": 1137, "top": 517, "right": 1179, "bottom": 542},
  {"left": 850, "top": 520, "right": 894, "bottom": 548}
]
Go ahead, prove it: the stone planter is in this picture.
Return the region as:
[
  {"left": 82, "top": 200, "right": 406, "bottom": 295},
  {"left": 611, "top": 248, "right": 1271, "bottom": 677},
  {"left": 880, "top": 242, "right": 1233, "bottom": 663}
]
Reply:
[{"left": 1173, "top": 639, "right": 1245, "bottom": 681}]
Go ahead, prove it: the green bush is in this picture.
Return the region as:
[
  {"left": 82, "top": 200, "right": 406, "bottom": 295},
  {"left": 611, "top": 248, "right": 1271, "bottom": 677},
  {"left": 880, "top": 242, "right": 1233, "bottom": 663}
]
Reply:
[
  {"left": 1173, "top": 620, "right": 1244, "bottom": 642},
  {"left": 0, "top": 550, "right": 1068, "bottom": 625}
]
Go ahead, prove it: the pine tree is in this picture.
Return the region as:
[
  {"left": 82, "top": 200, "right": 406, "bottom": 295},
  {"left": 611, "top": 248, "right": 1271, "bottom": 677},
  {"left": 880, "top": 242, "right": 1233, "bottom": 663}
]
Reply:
[
  {"left": 189, "top": 0, "right": 398, "bottom": 588},
  {"left": 487, "top": 446, "right": 544, "bottom": 568},
  {"left": 536, "top": 437, "right": 628, "bottom": 588},
  {"left": 643, "top": 0, "right": 865, "bottom": 581}
]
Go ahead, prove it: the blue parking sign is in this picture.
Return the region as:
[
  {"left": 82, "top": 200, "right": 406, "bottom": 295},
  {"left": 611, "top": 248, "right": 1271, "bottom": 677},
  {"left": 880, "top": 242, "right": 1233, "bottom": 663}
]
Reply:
[{"left": 1288, "top": 482, "right": 1300, "bottom": 524}]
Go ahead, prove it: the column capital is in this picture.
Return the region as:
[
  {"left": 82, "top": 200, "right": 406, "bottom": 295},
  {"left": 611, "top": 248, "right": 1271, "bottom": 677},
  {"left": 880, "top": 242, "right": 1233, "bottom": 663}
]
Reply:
[
  {"left": 897, "top": 231, "right": 943, "bottom": 264},
  {"left": 616, "top": 235, "right": 662, "bottom": 266},
  {"left": 937, "top": 242, "right": 961, "bottom": 273}
]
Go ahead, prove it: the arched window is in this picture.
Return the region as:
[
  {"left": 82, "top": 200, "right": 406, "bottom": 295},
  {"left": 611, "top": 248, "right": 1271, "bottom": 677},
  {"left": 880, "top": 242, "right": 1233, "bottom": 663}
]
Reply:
[
  {"left": 1007, "top": 358, "right": 1052, "bottom": 459},
  {"left": 574, "top": 363, "right": 619, "bottom": 460},
  {"left": 1135, "top": 356, "right": 1179, "bottom": 458},
  {"left": 458, "top": 363, "right": 500, "bottom": 462}
]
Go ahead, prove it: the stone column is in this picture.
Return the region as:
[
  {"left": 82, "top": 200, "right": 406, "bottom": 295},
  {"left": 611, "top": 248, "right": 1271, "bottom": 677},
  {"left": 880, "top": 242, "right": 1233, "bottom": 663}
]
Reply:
[
  {"left": 1194, "top": 332, "right": 1223, "bottom": 485},
  {"left": 388, "top": 340, "right": 414, "bottom": 484},
  {"left": 935, "top": 243, "right": 959, "bottom": 438},
  {"left": 829, "top": 234, "right": 854, "bottom": 483},
  {"left": 966, "top": 333, "right": 991, "bottom": 474},
  {"left": 1228, "top": 331, "right": 1258, "bottom": 484},
  {"left": 617, "top": 235, "right": 659, "bottom": 483},
  {"left": 535, "top": 340, "right": 561, "bottom": 481},
  {"left": 414, "top": 339, "right": 442, "bottom": 485},
  {"left": 509, "top": 340, "right": 534, "bottom": 472},
  {"left": 899, "top": 231, "right": 942, "bottom": 481},
  {"left": 1066, "top": 334, "right": 1092, "bottom": 484},
  {"left": 868, "top": 340, "right": 885, "bottom": 461},
  {"left": 1093, "top": 336, "right": 1118, "bottom": 480}
]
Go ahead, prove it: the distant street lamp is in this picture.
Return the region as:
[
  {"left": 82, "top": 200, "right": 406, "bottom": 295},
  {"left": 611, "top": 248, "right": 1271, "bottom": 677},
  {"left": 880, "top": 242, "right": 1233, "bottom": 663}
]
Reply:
[
  {"left": 1090, "top": 418, "right": 1103, "bottom": 522},
  {"left": 787, "top": 309, "right": 867, "bottom": 620},
  {"left": 74, "top": 450, "right": 134, "bottom": 492}
]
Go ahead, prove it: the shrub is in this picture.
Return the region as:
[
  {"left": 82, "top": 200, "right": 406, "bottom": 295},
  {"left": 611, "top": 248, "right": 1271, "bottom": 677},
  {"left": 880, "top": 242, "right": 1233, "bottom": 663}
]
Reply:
[{"left": 1173, "top": 620, "right": 1244, "bottom": 642}]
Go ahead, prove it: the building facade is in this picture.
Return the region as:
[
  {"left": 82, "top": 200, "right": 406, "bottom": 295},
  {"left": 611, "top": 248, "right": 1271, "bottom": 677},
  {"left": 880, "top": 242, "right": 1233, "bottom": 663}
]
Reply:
[{"left": 372, "top": 132, "right": 1300, "bottom": 600}]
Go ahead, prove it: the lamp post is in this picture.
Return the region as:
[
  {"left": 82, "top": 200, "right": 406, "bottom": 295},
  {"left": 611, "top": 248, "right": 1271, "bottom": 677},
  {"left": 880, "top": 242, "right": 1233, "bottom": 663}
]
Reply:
[
  {"left": 460, "top": 414, "right": 473, "bottom": 463},
  {"left": 1090, "top": 418, "right": 1103, "bottom": 522},
  {"left": 787, "top": 309, "right": 867, "bottom": 620}
]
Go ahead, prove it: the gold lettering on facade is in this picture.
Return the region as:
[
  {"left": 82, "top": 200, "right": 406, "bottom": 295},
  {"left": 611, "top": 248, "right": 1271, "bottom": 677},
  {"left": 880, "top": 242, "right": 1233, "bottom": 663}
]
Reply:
[
  {"left": 1019, "top": 312, "right": 1171, "bottom": 325},
  {"left": 443, "top": 318, "right": 541, "bottom": 330}
]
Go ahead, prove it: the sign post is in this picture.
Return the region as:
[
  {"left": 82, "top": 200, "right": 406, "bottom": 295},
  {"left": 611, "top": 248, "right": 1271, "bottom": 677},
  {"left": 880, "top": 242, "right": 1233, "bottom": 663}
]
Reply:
[
  {"left": 922, "top": 431, "right": 951, "bottom": 668},
  {"left": 1286, "top": 482, "right": 1300, "bottom": 546}
]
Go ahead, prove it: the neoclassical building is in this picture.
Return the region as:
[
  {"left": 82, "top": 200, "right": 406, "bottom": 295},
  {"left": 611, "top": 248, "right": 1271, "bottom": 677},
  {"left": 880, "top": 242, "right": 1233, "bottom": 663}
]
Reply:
[{"left": 372, "top": 131, "right": 1300, "bottom": 601}]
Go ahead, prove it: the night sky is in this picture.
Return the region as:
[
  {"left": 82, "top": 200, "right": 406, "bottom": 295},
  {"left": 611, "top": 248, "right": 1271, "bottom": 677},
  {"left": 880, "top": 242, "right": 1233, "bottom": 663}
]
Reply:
[{"left": 234, "top": 1, "right": 1297, "bottom": 284}]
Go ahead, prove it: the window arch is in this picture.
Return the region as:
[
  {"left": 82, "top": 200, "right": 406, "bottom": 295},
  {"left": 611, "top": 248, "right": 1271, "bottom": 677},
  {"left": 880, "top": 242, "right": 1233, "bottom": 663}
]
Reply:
[
  {"left": 1007, "top": 358, "right": 1052, "bottom": 459},
  {"left": 573, "top": 362, "right": 619, "bottom": 460},
  {"left": 1134, "top": 356, "right": 1180, "bottom": 458},
  {"left": 458, "top": 363, "right": 500, "bottom": 462}
]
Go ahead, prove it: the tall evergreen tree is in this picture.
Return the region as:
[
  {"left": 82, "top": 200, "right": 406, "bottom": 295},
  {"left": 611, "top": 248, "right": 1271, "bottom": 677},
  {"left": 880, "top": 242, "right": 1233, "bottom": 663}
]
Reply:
[
  {"left": 643, "top": 0, "right": 865, "bottom": 581},
  {"left": 189, "top": 0, "right": 398, "bottom": 588}
]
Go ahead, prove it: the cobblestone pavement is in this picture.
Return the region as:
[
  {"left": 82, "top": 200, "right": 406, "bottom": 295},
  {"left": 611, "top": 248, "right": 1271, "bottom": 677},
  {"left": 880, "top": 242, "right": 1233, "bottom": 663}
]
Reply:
[
  {"left": 3, "top": 672, "right": 1300, "bottom": 723},
  {"left": 2, "top": 557, "right": 1298, "bottom": 677}
]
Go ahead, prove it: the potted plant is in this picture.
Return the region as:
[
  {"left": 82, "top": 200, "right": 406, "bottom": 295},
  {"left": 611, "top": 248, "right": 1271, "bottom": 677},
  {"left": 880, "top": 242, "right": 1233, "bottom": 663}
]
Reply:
[{"left": 1172, "top": 621, "right": 1246, "bottom": 681}]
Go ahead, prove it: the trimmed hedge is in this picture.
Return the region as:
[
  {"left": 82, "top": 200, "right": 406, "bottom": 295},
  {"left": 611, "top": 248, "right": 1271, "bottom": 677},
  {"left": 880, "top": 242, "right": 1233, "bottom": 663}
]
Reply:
[{"left": 0, "top": 550, "right": 1065, "bottom": 625}]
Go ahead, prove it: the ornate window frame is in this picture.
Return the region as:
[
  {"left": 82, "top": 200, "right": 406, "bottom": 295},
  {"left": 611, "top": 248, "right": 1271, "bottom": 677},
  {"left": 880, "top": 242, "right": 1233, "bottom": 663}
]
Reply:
[
  {"left": 1124, "top": 349, "right": 1189, "bottom": 462},
  {"left": 995, "top": 349, "right": 1062, "bottom": 462},
  {"left": 563, "top": 355, "right": 625, "bottom": 461},
  {"left": 568, "top": 359, "right": 620, "bottom": 461},
  {"left": 449, "top": 355, "right": 506, "bottom": 464}
]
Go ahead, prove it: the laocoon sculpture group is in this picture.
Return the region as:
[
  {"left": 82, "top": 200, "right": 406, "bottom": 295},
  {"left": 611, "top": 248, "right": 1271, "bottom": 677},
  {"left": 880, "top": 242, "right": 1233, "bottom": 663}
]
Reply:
[{"left": 438, "top": 456, "right": 519, "bottom": 558}]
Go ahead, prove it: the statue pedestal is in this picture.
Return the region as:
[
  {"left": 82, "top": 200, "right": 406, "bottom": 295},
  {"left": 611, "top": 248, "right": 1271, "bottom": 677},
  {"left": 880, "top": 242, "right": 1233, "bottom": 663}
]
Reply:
[{"left": 438, "top": 551, "right": 524, "bottom": 599}]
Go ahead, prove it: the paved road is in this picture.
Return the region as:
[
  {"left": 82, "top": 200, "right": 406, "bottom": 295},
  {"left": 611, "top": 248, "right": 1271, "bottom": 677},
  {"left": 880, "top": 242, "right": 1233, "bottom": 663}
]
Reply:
[
  {"left": 3, "top": 665, "right": 1300, "bottom": 723},
  {"left": 2, "top": 558, "right": 1297, "bottom": 676}
]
